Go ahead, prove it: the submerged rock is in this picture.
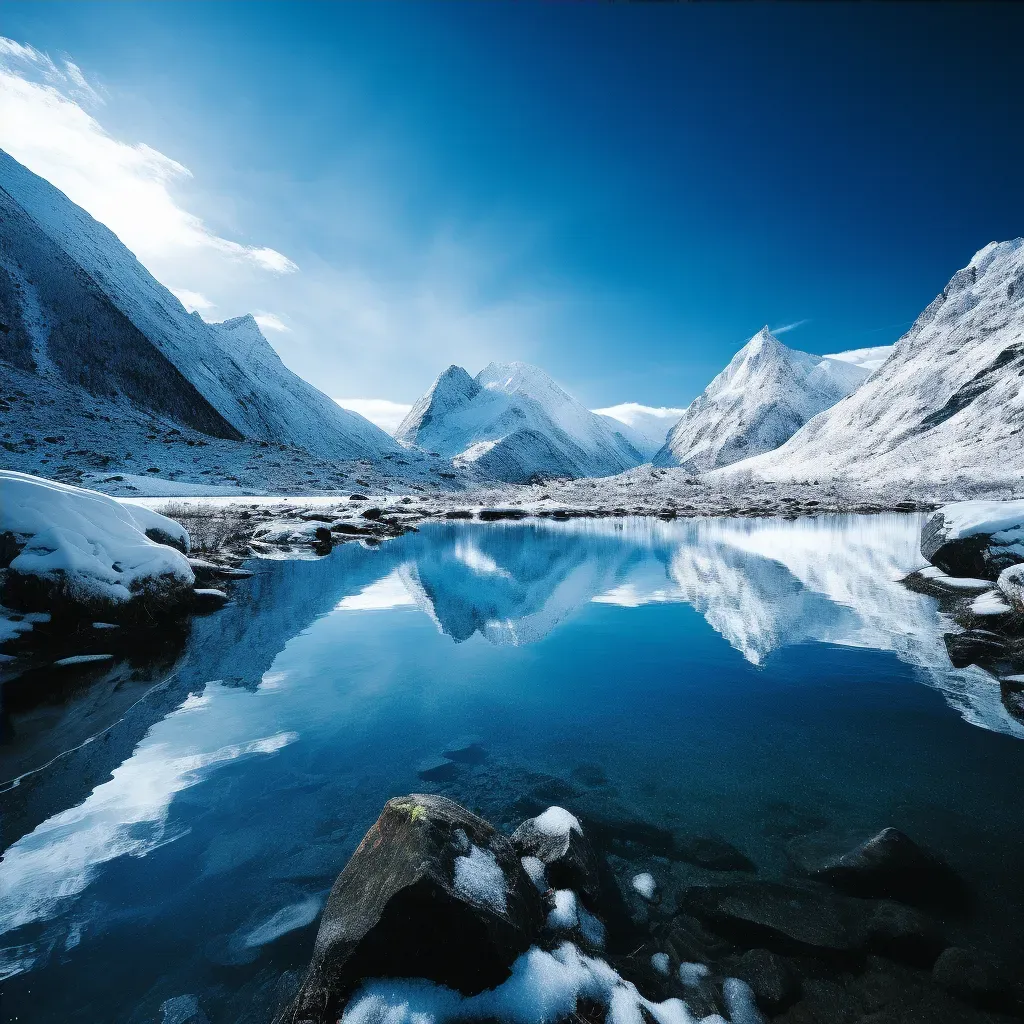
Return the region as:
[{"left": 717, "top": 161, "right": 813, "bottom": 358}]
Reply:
[
  {"left": 282, "top": 794, "right": 545, "bottom": 1024},
  {"left": 681, "top": 880, "right": 866, "bottom": 956},
  {"left": 932, "top": 946, "right": 1024, "bottom": 1012},
  {"left": 802, "top": 827, "right": 966, "bottom": 909},
  {"left": 725, "top": 948, "right": 799, "bottom": 1013},
  {"left": 676, "top": 835, "right": 756, "bottom": 873}
]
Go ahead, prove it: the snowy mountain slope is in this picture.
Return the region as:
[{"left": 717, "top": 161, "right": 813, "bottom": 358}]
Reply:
[
  {"left": 0, "top": 148, "right": 400, "bottom": 463},
  {"left": 396, "top": 361, "right": 644, "bottom": 482},
  {"left": 594, "top": 403, "right": 683, "bottom": 459},
  {"left": 653, "top": 327, "right": 873, "bottom": 472},
  {"left": 736, "top": 240, "right": 1024, "bottom": 488}
]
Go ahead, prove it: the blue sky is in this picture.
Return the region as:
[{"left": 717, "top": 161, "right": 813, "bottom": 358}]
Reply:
[{"left": 0, "top": 2, "right": 1021, "bottom": 423}]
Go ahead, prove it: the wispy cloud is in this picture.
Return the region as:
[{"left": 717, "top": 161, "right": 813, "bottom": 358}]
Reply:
[
  {"left": 0, "top": 36, "right": 561, "bottom": 400},
  {"left": 334, "top": 398, "right": 412, "bottom": 434},
  {"left": 253, "top": 311, "right": 290, "bottom": 333},
  {"left": 171, "top": 288, "right": 216, "bottom": 313},
  {"left": 0, "top": 36, "right": 296, "bottom": 275},
  {"left": 771, "top": 318, "right": 810, "bottom": 335}
]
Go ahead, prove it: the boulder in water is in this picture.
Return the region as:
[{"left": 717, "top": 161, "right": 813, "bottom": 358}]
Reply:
[{"left": 282, "top": 794, "right": 545, "bottom": 1024}]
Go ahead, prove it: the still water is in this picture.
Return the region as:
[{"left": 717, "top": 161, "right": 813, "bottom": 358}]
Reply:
[{"left": 2, "top": 515, "right": 1023, "bottom": 1022}]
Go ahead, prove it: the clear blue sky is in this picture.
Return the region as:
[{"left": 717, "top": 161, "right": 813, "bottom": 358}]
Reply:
[{"left": 1, "top": 2, "right": 1021, "bottom": 409}]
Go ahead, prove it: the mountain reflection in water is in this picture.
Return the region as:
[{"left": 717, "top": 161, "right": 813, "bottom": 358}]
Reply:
[{"left": 1, "top": 513, "right": 1022, "bottom": 1024}]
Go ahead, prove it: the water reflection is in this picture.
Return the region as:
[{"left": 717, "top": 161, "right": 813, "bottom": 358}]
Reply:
[{"left": 1, "top": 513, "right": 1022, "bottom": 1019}]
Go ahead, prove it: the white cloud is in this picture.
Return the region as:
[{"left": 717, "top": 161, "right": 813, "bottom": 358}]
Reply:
[
  {"left": 771, "top": 319, "right": 810, "bottom": 335},
  {"left": 594, "top": 402, "right": 684, "bottom": 429},
  {"left": 334, "top": 398, "right": 412, "bottom": 434},
  {"left": 0, "top": 37, "right": 296, "bottom": 275},
  {"left": 171, "top": 288, "right": 216, "bottom": 313},
  {"left": 0, "top": 36, "right": 564, "bottom": 399},
  {"left": 253, "top": 311, "right": 290, "bottom": 333}
]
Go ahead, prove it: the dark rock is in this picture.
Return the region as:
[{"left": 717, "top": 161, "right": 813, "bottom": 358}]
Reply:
[
  {"left": 727, "top": 947, "right": 799, "bottom": 1012},
  {"left": 922, "top": 509, "right": 1024, "bottom": 581},
  {"left": 478, "top": 508, "right": 529, "bottom": 521},
  {"left": 442, "top": 738, "right": 488, "bottom": 764},
  {"left": 282, "top": 795, "right": 545, "bottom": 1024},
  {"left": 945, "top": 630, "right": 1008, "bottom": 669},
  {"left": 416, "top": 757, "right": 459, "bottom": 783},
  {"left": 676, "top": 835, "right": 756, "bottom": 873},
  {"left": 681, "top": 880, "right": 866, "bottom": 956},
  {"left": 145, "top": 525, "right": 188, "bottom": 554},
  {"left": 932, "top": 946, "right": 1022, "bottom": 1012},
  {"left": 445, "top": 510, "right": 473, "bottom": 519},
  {"left": 361, "top": 508, "right": 383, "bottom": 521},
  {"left": 655, "top": 912, "right": 734, "bottom": 966},
  {"left": 512, "top": 808, "right": 600, "bottom": 903},
  {"left": 192, "top": 588, "right": 230, "bottom": 612},
  {"left": 1001, "top": 678, "right": 1024, "bottom": 726},
  {"left": 0, "top": 530, "right": 21, "bottom": 568},
  {"left": 313, "top": 527, "right": 333, "bottom": 554},
  {"left": 332, "top": 523, "right": 374, "bottom": 536},
  {"left": 864, "top": 900, "right": 948, "bottom": 966},
  {"left": 805, "top": 827, "right": 966, "bottom": 909},
  {"left": 348, "top": 493, "right": 369, "bottom": 502}
]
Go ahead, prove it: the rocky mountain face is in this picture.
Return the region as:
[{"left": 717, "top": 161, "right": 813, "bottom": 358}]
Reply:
[
  {"left": 0, "top": 148, "right": 400, "bottom": 464},
  {"left": 653, "top": 328, "right": 874, "bottom": 472},
  {"left": 738, "top": 240, "right": 1024, "bottom": 489},
  {"left": 396, "top": 361, "right": 644, "bottom": 482}
]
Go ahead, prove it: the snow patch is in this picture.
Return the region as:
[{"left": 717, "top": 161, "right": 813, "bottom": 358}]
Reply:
[
  {"left": 453, "top": 845, "right": 508, "bottom": 914},
  {"left": 343, "top": 942, "right": 705, "bottom": 1024},
  {"left": 533, "top": 806, "right": 583, "bottom": 838},
  {"left": 631, "top": 873, "right": 657, "bottom": 901}
]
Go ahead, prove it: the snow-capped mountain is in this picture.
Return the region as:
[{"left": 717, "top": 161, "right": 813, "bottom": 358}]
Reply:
[
  {"left": 396, "top": 361, "right": 644, "bottom": 482},
  {"left": 0, "top": 148, "right": 400, "bottom": 463},
  {"left": 652, "top": 327, "right": 876, "bottom": 472},
  {"left": 737, "top": 240, "right": 1024, "bottom": 489}
]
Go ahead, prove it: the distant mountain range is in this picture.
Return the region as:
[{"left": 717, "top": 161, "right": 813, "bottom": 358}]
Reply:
[{"left": 1, "top": 145, "right": 1020, "bottom": 494}]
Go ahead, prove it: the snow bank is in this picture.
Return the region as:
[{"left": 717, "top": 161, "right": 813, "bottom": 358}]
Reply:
[
  {"left": 343, "top": 942, "right": 708, "bottom": 1024},
  {"left": 0, "top": 471, "right": 194, "bottom": 618}
]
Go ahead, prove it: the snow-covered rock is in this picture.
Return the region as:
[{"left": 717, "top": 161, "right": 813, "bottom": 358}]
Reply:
[
  {"left": 0, "top": 471, "right": 194, "bottom": 620},
  {"left": 735, "top": 240, "right": 1024, "bottom": 489},
  {"left": 653, "top": 328, "right": 872, "bottom": 472},
  {"left": 396, "top": 362, "right": 644, "bottom": 482},
  {"left": 0, "top": 148, "right": 401, "bottom": 463},
  {"left": 921, "top": 500, "right": 1024, "bottom": 580},
  {"left": 997, "top": 563, "right": 1024, "bottom": 613}
]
